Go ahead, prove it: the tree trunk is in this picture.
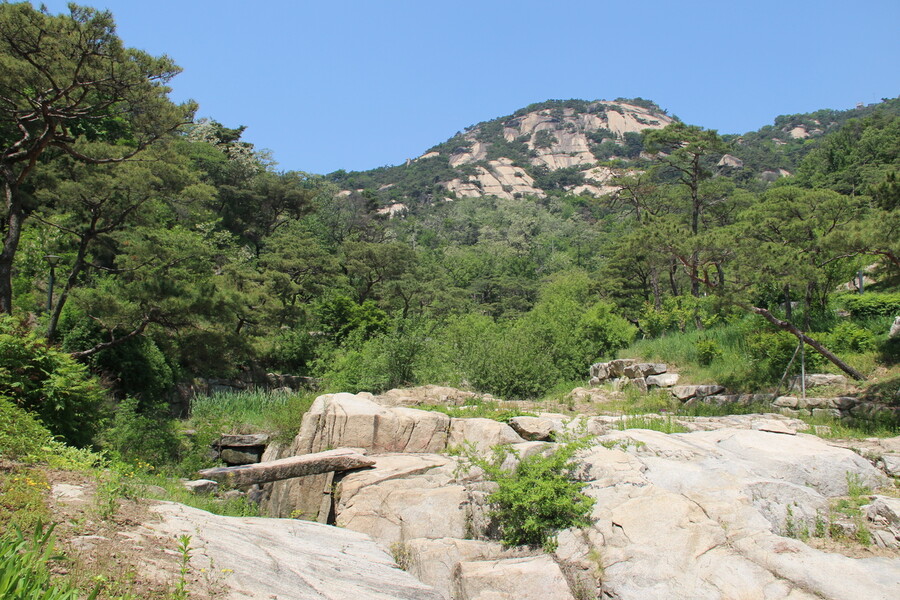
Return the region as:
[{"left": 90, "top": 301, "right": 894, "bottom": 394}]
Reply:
[
  {"left": 784, "top": 285, "right": 793, "bottom": 322},
  {"left": 650, "top": 269, "right": 662, "bottom": 309},
  {"left": 749, "top": 306, "right": 865, "bottom": 381},
  {"left": 0, "top": 179, "right": 23, "bottom": 314},
  {"left": 668, "top": 259, "right": 680, "bottom": 296},
  {"left": 47, "top": 236, "right": 92, "bottom": 341}
]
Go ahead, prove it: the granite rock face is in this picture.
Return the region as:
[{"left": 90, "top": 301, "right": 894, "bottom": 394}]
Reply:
[
  {"left": 147, "top": 502, "right": 443, "bottom": 600},
  {"left": 253, "top": 390, "right": 899, "bottom": 599}
]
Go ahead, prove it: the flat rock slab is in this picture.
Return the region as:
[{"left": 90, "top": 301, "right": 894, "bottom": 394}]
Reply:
[
  {"left": 752, "top": 419, "right": 797, "bottom": 435},
  {"left": 199, "top": 448, "right": 374, "bottom": 486},
  {"left": 672, "top": 384, "right": 725, "bottom": 400},
  {"left": 215, "top": 433, "right": 270, "bottom": 447},
  {"left": 148, "top": 502, "right": 442, "bottom": 600}
]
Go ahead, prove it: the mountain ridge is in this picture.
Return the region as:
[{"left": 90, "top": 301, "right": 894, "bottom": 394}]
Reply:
[{"left": 326, "top": 97, "right": 900, "bottom": 210}]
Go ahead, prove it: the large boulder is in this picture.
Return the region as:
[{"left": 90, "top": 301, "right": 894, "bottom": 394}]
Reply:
[
  {"left": 454, "top": 555, "right": 576, "bottom": 600},
  {"left": 789, "top": 374, "right": 848, "bottom": 389},
  {"left": 671, "top": 384, "right": 725, "bottom": 400},
  {"left": 405, "top": 538, "right": 505, "bottom": 600},
  {"left": 295, "top": 393, "right": 451, "bottom": 455},
  {"left": 335, "top": 454, "right": 474, "bottom": 546},
  {"left": 147, "top": 502, "right": 443, "bottom": 600},
  {"left": 375, "top": 385, "right": 482, "bottom": 407},
  {"left": 622, "top": 362, "right": 667, "bottom": 378},
  {"left": 606, "top": 358, "right": 637, "bottom": 377},
  {"left": 646, "top": 373, "right": 679, "bottom": 388},
  {"left": 262, "top": 393, "right": 451, "bottom": 519},
  {"left": 448, "top": 418, "right": 525, "bottom": 453}
]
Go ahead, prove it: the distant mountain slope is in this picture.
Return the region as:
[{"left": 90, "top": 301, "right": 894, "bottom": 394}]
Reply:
[
  {"left": 327, "top": 98, "right": 673, "bottom": 207},
  {"left": 726, "top": 97, "right": 900, "bottom": 180},
  {"left": 326, "top": 97, "right": 900, "bottom": 211}
]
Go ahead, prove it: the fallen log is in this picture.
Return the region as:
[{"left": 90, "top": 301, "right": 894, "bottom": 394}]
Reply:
[{"left": 197, "top": 448, "right": 374, "bottom": 487}]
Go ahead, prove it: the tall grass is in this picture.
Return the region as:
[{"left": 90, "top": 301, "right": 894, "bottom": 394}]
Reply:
[
  {"left": 190, "top": 389, "right": 315, "bottom": 435},
  {"left": 798, "top": 412, "right": 900, "bottom": 439},
  {"left": 0, "top": 523, "right": 97, "bottom": 600},
  {"left": 623, "top": 319, "right": 756, "bottom": 389},
  {"left": 616, "top": 415, "right": 690, "bottom": 433}
]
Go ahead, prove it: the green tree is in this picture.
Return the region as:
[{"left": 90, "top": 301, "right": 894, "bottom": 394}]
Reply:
[
  {"left": 0, "top": 2, "right": 194, "bottom": 313},
  {"left": 644, "top": 123, "right": 728, "bottom": 296},
  {"left": 32, "top": 142, "right": 213, "bottom": 340}
]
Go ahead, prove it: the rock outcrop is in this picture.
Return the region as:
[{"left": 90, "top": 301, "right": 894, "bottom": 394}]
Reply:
[
  {"left": 147, "top": 502, "right": 443, "bottom": 600},
  {"left": 253, "top": 389, "right": 899, "bottom": 599},
  {"left": 574, "top": 428, "right": 897, "bottom": 599},
  {"left": 262, "top": 392, "right": 525, "bottom": 519}
]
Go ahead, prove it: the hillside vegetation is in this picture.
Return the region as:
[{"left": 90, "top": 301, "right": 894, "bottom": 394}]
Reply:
[{"left": 0, "top": 3, "right": 897, "bottom": 465}]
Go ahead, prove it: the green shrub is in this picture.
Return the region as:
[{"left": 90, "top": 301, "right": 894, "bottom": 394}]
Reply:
[
  {"left": 321, "top": 315, "right": 434, "bottom": 394},
  {"left": 100, "top": 397, "right": 182, "bottom": 467},
  {"left": 639, "top": 296, "right": 732, "bottom": 337},
  {"left": 0, "top": 316, "right": 107, "bottom": 447},
  {"left": 0, "top": 396, "right": 56, "bottom": 461},
  {"left": 264, "top": 326, "right": 320, "bottom": 375},
  {"left": 746, "top": 330, "right": 825, "bottom": 385},
  {"left": 841, "top": 293, "right": 900, "bottom": 318},
  {"left": 59, "top": 309, "right": 176, "bottom": 405},
  {"left": 827, "top": 322, "right": 877, "bottom": 354},
  {"left": 466, "top": 323, "right": 558, "bottom": 400},
  {"left": 464, "top": 440, "right": 595, "bottom": 549},
  {"left": 695, "top": 338, "right": 722, "bottom": 366},
  {"left": 187, "top": 390, "right": 316, "bottom": 448},
  {"left": 0, "top": 396, "right": 103, "bottom": 472}
]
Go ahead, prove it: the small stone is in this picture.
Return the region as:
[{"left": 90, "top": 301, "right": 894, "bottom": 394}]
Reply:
[
  {"left": 888, "top": 316, "right": 900, "bottom": 339},
  {"left": 751, "top": 420, "right": 796, "bottom": 435},
  {"left": 70, "top": 535, "right": 108, "bottom": 551},
  {"left": 508, "top": 416, "right": 557, "bottom": 441},
  {"left": 183, "top": 479, "right": 219, "bottom": 494},
  {"left": 646, "top": 373, "right": 679, "bottom": 388},
  {"left": 630, "top": 377, "right": 648, "bottom": 393},
  {"left": 221, "top": 448, "right": 263, "bottom": 465},
  {"left": 607, "top": 359, "right": 637, "bottom": 377}
]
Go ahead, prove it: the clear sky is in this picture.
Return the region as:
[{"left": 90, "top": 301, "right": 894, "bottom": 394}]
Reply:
[{"left": 37, "top": 0, "right": 900, "bottom": 175}]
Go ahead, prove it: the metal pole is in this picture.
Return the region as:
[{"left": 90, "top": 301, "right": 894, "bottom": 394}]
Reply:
[
  {"left": 46, "top": 264, "right": 55, "bottom": 313},
  {"left": 858, "top": 270, "right": 864, "bottom": 294},
  {"left": 800, "top": 338, "right": 806, "bottom": 401}
]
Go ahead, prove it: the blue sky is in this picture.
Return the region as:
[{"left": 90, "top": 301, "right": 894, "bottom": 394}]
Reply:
[{"left": 38, "top": 0, "right": 900, "bottom": 175}]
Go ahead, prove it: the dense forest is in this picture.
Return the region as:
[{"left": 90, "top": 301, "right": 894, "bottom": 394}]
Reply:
[{"left": 1, "top": 2, "right": 899, "bottom": 455}]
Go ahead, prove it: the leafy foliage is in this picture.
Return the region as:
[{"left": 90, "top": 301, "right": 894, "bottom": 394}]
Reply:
[
  {"left": 464, "top": 439, "right": 595, "bottom": 549},
  {"left": 840, "top": 293, "right": 900, "bottom": 318},
  {"left": 0, "top": 523, "right": 97, "bottom": 600},
  {"left": 0, "top": 317, "right": 106, "bottom": 447}
]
